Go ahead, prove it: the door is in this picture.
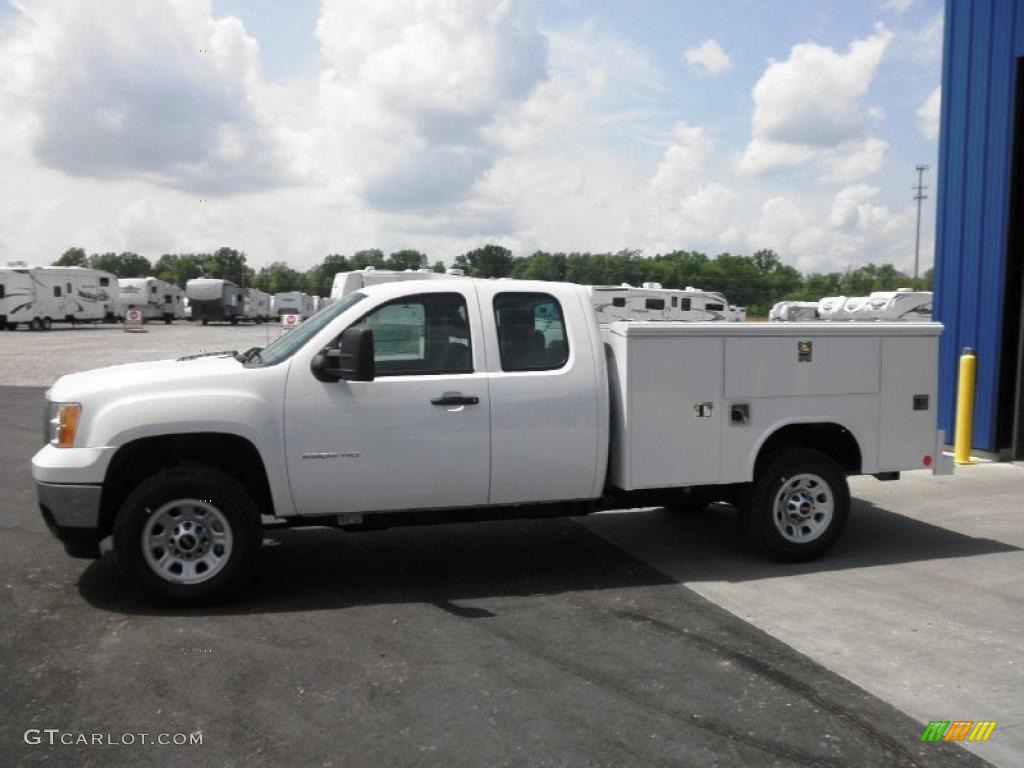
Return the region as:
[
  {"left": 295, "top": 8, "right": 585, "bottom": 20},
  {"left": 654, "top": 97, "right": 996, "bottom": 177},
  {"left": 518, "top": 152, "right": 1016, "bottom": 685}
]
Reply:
[
  {"left": 284, "top": 289, "right": 491, "bottom": 515},
  {"left": 481, "top": 287, "right": 602, "bottom": 504}
]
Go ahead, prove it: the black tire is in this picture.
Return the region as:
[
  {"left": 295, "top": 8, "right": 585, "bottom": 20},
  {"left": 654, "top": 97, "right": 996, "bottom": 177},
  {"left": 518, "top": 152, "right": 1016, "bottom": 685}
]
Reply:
[
  {"left": 113, "top": 466, "right": 262, "bottom": 605},
  {"left": 739, "top": 448, "right": 849, "bottom": 561},
  {"left": 164, "top": 316, "right": 172, "bottom": 324},
  {"left": 42, "top": 317, "right": 52, "bottom": 330},
  {"left": 201, "top": 318, "right": 208, "bottom": 326},
  {"left": 6, "top": 322, "right": 16, "bottom": 331}
]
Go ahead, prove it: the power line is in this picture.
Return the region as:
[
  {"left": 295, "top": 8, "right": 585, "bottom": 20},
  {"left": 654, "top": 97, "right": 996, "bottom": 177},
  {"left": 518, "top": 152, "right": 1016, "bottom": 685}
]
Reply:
[{"left": 913, "top": 164, "right": 929, "bottom": 280}]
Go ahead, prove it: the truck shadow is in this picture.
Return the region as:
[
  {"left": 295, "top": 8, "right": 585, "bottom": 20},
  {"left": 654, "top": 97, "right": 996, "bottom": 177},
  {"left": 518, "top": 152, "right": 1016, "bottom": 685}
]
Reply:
[{"left": 77, "top": 497, "right": 1018, "bottom": 617}]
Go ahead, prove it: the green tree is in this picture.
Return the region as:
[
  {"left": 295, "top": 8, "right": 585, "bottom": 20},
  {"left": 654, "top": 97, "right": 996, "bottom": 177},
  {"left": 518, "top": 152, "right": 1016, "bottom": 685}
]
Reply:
[
  {"left": 431, "top": 260, "right": 446, "bottom": 273},
  {"left": 88, "top": 251, "right": 152, "bottom": 278},
  {"left": 54, "top": 246, "right": 88, "bottom": 267},
  {"left": 454, "top": 244, "right": 515, "bottom": 278},
  {"left": 351, "top": 249, "right": 386, "bottom": 270},
  {"left": 154, "top": 253, "right": 204, "bottom": 287},
  {"left": 201, "top": 246, "right": 253, "bottom": 286},
  {"left": 385, "top": 249, "right": 428, "bottom": 270},
  {"left": 302, "top": 253, "right": 353, "bottom": 296},
  {"left": 254, "top": 261, "right": 302, "bottom": 294}
]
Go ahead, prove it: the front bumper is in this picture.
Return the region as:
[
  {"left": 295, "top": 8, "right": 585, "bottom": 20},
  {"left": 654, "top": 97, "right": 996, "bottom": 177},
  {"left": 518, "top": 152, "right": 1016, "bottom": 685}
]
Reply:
[{"left": 36, "top": 481, "right": 103, "bottom": 559}]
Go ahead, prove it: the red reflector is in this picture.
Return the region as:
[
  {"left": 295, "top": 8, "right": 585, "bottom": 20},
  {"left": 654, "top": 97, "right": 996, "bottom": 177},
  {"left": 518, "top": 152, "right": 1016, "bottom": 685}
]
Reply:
[{"left": 923, "top": 455, "right": 933, "bottom": 467}]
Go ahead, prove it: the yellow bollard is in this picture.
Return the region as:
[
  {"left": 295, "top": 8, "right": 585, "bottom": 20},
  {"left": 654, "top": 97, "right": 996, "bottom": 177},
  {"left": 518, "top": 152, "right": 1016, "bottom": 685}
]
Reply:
[{"left": 954, "top": 347, "right": 976, "bottom": 465}]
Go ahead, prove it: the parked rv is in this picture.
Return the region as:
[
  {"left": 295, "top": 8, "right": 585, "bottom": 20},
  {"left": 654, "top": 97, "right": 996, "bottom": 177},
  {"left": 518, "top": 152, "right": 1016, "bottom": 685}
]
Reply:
[
  {"left": 274, "top": 291, "right": 315, "bottom": 320},
  {"left": 185, "top": 278, "right": 246, "bottom": 325},
  {"left": 591, "top": 283, "right": 746, "bottom": 323},
  {"left": 244, "top": 288, "right": 273, "bottom": 323},
  {"left": 117, "top": 277, "right": 185, "bottom": 323},
  {"left": 769, "top": 301, "right": 820, "bottom": 322},
  {"left": 776, "top": 290, "right": 933, "bottom": 323},
  {"left": 331, "top": 266, "right": 464, "bottom": 300},
  {"left": 0, "top": 266, "right": 117, "bottom": 330}
]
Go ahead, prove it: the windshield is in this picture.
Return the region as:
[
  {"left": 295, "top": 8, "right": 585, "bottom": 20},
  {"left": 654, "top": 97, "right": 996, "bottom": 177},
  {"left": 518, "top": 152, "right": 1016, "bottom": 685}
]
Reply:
[{"left": 256, "top": 292, "right": 365, "bottom": 366}]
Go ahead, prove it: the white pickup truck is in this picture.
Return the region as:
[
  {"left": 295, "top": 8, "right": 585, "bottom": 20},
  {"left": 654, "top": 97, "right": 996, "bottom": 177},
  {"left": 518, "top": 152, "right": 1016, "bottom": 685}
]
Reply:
[{"left": 32, "top": 278, "right": 951, "bottom": 603}]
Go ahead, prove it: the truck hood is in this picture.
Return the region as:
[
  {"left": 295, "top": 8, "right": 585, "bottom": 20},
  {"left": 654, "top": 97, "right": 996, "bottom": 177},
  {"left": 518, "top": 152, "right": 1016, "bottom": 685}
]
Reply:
[{"left": 47, "top": 355, "right": 245, "bottom": 402}]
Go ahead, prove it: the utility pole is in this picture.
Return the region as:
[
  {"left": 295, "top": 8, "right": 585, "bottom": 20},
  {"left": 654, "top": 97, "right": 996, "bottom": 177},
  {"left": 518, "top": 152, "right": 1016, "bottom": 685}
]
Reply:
[{"left": 913, "top": 164, "right": 929, "bottom": 280}]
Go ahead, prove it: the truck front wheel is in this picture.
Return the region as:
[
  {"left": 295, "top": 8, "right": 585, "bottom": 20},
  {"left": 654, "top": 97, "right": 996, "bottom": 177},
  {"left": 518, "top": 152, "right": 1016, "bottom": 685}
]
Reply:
[
  {"left": 113, "top": 466, "right": 262, "bottom": 604},
  {"left": 740, "top": 449, "right": 849, "bottom": 561}
]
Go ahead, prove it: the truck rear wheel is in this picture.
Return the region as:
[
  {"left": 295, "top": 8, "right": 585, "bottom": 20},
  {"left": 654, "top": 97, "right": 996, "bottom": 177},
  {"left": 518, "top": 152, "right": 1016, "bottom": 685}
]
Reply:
[
  {"left": 113, "top": 466, "right": 262, "bottom": 604},
  {"left": 740, "top": 449, "right": 849, "bottom": 561}
]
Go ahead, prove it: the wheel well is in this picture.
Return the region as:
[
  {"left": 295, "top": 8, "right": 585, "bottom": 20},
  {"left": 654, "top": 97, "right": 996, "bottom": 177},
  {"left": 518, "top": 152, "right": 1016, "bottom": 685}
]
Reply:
[
  {"left": 98, "top": 433, "right": 273, "bottom": 539},
  {"left": 755, "top": 423, "right": 862, "bottom": 477}
]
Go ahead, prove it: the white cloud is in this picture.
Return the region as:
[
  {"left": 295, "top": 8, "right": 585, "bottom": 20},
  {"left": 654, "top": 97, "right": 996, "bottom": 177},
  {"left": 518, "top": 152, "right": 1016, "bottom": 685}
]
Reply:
[
  {"left": 684, "top": 39, "right": 732, "bottom": 77},
  {"left": 746, "top": 186, "right": 920, "bottom": 273},
  {"left": 0, "top": 1, "right": 935, "bottom": 279},
  {"left": 0, "top": 0, "right": 294, "bottom": 196},
  {"left": 917, "top": 86, "right": 941, "bottom": 140},
  {"left": 738, "top": 25, "right": 892, "bottom": 175},
  {"left": 752, "top": 25, "right": 892, "bottom": 146},
  {"left": 651, "top": 123, "right": 714, "bottom": 194},
  {"left": 314, "top": 0, "right": 548, "bottom": 212},
  {"left": 820, "top": 137, "right": 889, "bottom": 183},
  {"left": 882, "top": 0, "right": 917, "bottom": 14}
]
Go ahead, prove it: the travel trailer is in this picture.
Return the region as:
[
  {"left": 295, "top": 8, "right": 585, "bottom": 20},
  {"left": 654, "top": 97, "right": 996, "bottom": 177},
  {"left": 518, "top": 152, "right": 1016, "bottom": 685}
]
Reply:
[
  {"left": 116, "top": 277, "right": 185, "bottom": 323},
  {"left": 769, "top": 301, "right": 820, "bottom": 322},
  {"left": 590, "top": 283, "right": 746, "bottom": 324},
  {"left": 331, "top": 266, "right": 464, "bottom": 300},
  {"left": 244, "top": 288, "right": 273, "bottom": 323},
  {"left": 185, "top": 278, "right": 246, "bottom": 325},
  {"left": 0, "top": 266, "right": 117, "bottom": 330},
  {"left": 274, "top": 291, "right": 314, "bottom": 320},
  {"left": 776, "top": 290, "right": 932, "bottom": 323}
]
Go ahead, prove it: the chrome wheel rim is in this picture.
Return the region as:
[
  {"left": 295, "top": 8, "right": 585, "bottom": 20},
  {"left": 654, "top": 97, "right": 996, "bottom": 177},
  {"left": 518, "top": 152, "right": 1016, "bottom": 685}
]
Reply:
[
  {"left": 773, "top": 473, "right": 834, "bottom": 543},
  {"left": 142, "top": 499, "right": 233, "bottom": 584}
]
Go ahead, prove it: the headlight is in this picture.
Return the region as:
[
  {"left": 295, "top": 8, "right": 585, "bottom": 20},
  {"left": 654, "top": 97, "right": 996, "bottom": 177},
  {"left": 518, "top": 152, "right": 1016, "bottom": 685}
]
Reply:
[{"left": 47, "top": 402, "right": 81, "bottom": 448}]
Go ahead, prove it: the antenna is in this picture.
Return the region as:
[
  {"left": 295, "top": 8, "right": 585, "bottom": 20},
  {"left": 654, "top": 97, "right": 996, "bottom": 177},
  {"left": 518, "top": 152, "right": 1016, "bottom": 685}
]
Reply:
[{"left": 913, "top": 164, "right": 929, "bottom": 280}]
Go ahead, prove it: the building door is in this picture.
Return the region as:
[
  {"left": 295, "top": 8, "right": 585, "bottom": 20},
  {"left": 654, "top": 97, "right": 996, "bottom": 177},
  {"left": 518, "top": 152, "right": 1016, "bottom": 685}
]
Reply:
[{"left": 1008, "top": 59, "right": 1024, "bottom": 459}]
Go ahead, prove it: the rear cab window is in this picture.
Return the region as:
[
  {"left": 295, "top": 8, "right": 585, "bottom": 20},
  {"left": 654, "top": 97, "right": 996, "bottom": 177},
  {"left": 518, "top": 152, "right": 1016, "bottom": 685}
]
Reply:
[{"left": 493, "top": 292, "right": 569, "bottom": 372}]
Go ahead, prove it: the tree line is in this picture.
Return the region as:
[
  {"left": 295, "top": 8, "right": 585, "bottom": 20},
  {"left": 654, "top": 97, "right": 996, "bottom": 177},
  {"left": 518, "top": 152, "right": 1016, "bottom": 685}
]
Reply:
[{"left": 54, "top": 244, "right": 932, "bottom": 317}]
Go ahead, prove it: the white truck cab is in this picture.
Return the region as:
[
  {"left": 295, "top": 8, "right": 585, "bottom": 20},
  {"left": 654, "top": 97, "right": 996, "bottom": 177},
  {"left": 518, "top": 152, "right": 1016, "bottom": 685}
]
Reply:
[{"left": 32, "top": 278, "right": 951, "bottom": 604}]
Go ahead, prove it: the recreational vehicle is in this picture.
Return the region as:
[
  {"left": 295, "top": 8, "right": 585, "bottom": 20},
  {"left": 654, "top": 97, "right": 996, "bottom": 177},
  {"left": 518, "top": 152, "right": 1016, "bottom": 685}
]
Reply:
[
  {"left": 0, "top": 266, "right": 117, "bottom": 329},
  {"left": 274, "top": 291, "right": 314, "bottom": 319},
  {"left": 330, "top": 266, "right": 464, "bottom": 300},
  {"left": 769, "top": 301, "right": 820, "bottom": 322},
  {"left": 244, "top": 288, "right": 273, "bottom": 323},
  {"left": 185, "top": 278, "right": 246, "bottom": 325},
  {"left": 780, "top": 291, "right": 933, "bottom": 322},
  {"left": 590, "top": 283, "right": 745, "bottom": 324},
  {"left": 117, "top": 277, "right": 185, "bottom": 323}
]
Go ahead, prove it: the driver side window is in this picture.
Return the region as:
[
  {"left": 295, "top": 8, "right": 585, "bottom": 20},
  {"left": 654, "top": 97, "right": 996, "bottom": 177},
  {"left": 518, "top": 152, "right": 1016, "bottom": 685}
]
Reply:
[{"left": 353, "top": 293, "right": 473, "bottom": 376}]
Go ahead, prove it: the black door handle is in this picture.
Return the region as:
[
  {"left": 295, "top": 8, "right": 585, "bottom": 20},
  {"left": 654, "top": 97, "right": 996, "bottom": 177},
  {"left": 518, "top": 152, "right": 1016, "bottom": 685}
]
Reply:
[{"left": 431, "top": 395, "right": 479, "bottom": 406}]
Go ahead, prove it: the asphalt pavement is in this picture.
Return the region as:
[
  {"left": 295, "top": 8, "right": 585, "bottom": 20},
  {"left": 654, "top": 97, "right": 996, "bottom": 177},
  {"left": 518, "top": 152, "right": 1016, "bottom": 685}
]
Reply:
[{"left": 0, "top": 384, "right": 995, "bottom": 767}]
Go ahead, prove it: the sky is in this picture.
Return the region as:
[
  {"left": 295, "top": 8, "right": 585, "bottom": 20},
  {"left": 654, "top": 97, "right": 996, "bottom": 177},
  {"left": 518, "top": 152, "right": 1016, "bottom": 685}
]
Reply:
[{"left": 0, "top": 0, "right": 944, "bottom": 275}]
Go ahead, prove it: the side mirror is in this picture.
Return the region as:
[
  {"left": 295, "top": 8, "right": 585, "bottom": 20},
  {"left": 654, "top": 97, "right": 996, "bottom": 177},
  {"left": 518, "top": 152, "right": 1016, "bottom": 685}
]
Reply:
[{"left": 312, "top": 327, "right": 375, "bottom": 382}]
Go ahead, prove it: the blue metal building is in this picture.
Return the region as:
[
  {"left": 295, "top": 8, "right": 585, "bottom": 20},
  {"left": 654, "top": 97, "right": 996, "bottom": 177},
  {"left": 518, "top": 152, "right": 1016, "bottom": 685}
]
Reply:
[{"left": 934, "top": 0, "right": 1024, "bottom": 457}]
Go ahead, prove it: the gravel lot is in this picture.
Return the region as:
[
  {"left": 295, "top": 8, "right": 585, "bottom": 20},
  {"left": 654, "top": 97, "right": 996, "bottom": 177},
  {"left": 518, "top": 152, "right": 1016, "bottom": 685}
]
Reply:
[{"left": 0, "top": 322, "right": 278, "bottom": 386}]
